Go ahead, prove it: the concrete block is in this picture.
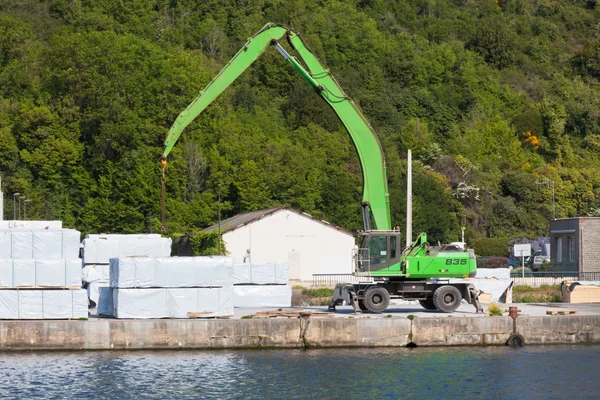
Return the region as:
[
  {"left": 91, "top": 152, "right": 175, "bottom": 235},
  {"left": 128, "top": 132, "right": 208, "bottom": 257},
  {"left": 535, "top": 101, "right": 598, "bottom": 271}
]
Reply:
[
  {"left": 304, "top": 318, "right": 411, "bottom": 347},
  {"left": 0, "top": 320, "right": 110, "bottom": 350},
  {"left": 412, "top": 317, "right": 513, "bottom": 346},
  {"left": 107, "top": 319, "right": 304, "bottom": 350},
  {"left": 516, "top": 316, "right": 600, "bottom": 344}
]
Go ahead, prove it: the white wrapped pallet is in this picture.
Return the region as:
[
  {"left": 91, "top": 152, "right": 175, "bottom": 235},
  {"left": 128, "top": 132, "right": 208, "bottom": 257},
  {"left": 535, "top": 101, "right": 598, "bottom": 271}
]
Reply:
[
  {"left": 97, "top": 287, "right": 114, "bottom": 316},
  {"left": 109, "top": 256, "right": 234, "bottom": 288},
  {"left": 0, "top": 221, "right": 62, "bottom": 229},
  {"left": 81, "top": 264, "right": 111, "bottom": 283},
  {"left": 0, "top": 289, "right": 88, "bottom": 319},
  {"left": 449, "top": 278, "right": 512, "bottom": 302},
  {"left": 82, "top": 235, "right": 172, "bottom": 264},
  {"left": 112, "top": 287, "right": 233, "bottom": 319},
  {"left": 233, "top": 263, "right": 289, "bottom": 285},
  {"left": 0, "top": 259, "right": 81, "bottom": 288},
  {"left": 0, "top": 229, "right": 80, "bottom": 259},
  {"left": 85, "top": 233, "right": 161, "bottom": 240},
  {"left": 233, "top": 285, "right": 292, "bottom": 308},
  {"left": 475, "top": 268, "right": 511, "bottom": 280},
  {"left": 87, "top": 281, "right": 110, "bottom": 306}
]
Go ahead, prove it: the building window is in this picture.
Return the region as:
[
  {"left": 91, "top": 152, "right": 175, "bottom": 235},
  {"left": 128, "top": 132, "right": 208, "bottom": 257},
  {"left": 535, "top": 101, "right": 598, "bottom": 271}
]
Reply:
[
  {"left": 556, "top": 237, "right": 562, "bottom": 263},
  {"left": 568, "top": 236, "right": 575, "bottom": 262}
]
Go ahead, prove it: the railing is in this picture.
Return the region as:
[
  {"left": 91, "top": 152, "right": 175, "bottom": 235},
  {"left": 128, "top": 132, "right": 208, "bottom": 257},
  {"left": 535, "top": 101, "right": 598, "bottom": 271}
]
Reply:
[
  {"left": 313, "top": 271, "right": 600, "bottom": 288},
  {"left": 511, "top": 271, "right": 600, "bottom": 287},
  {"left": 312, "top": 274, "right": 372, "bottom": 287}
]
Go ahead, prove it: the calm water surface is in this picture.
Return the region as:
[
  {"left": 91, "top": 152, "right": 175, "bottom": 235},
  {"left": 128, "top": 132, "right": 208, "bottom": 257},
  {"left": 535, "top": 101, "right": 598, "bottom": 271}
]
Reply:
[{"left": 0, "top": 345, "right": 598, "bottom": 399}]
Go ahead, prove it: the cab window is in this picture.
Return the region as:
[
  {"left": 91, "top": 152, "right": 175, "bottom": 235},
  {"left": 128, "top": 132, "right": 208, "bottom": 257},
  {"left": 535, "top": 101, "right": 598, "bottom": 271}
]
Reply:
[{"left": 369, "top": 236, "right": 388, "bottom": 266}]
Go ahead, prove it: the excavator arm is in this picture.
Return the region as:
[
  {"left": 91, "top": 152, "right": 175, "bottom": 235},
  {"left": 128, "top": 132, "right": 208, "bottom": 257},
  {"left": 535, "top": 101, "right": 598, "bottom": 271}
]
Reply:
[{"left": 161, "top": 23, "right": 391, "bottom": 232}]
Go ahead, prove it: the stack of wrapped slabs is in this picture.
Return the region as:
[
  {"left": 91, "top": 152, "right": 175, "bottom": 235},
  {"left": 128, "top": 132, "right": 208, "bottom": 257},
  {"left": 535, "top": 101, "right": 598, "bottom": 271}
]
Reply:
[
  {"left": 0, "top": 227, "right": 88, "bottom": 319},
  {"left": 99, "top": 256, "right": 234, "bottom": 318},
  {"left": 232, "top": 263, "right": 291, "bottom": 307},
  {"left": 81, "top": 234, "right": 172, "bottom": 305}
]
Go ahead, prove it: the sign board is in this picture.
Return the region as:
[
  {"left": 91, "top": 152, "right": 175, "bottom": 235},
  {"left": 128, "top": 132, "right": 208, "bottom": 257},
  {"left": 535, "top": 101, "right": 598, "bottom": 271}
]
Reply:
[{"left": 513, "top": 244, "right": 531, "bottom": 257}]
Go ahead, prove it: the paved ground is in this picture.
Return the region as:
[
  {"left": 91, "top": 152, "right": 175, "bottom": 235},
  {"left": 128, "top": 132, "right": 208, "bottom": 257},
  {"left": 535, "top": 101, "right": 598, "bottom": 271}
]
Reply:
[
  {"left": 89, "top": 301, "right": 600, "bottom": 320},
  {"left": 228, "top": 301, "right": 600, "bottom": 319}
]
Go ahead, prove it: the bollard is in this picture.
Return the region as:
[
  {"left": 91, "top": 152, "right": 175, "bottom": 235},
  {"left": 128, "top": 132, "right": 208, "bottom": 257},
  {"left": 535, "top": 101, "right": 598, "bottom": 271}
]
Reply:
[{"left": 508, "top": 306, "right": 521, "bottom": 321}]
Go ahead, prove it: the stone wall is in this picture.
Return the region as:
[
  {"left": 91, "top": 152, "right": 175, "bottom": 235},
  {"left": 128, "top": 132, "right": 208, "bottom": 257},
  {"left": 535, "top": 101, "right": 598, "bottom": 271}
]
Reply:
[{"left": 0, "top": 316, "right": 598, "bottom": 350}]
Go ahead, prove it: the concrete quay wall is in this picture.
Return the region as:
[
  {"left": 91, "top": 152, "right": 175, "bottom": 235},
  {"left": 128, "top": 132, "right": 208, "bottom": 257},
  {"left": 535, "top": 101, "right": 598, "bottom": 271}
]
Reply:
[{"left": 0, "top": 316, "right": 599, "bottom": 350}]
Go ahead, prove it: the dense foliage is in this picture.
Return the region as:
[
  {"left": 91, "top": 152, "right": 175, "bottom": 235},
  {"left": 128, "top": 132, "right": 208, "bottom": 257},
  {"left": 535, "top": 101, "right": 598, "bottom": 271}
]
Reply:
[{"left": 1, "top": 0, "right": 599, "bottom": 245}]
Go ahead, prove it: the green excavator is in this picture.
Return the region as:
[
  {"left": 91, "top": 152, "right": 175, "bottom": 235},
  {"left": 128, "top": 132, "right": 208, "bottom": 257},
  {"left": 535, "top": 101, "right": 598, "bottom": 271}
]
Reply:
[{"left": 161, "top": 23, "right": 482, "bottom": 314}]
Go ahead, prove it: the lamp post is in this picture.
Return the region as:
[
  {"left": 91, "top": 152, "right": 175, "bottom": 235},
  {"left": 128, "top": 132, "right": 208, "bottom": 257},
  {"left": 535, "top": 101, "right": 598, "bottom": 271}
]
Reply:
[
  {"left": 23, "top": 199, "right": 32, "bottom": 221},
  {"left": 217, "top": 184, "right": 222, "bottom": 255},
  {"left": 12, "top": 193, "right": 20, "bottom": 220},
  {"left": 18, "top": 196, "right": 26, "bottom": 220}
]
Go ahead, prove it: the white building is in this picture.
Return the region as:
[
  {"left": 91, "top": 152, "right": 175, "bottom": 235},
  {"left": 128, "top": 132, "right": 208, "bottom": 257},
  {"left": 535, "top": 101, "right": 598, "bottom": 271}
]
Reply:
[{"left": 203, "top": 206, "right": 356, "bottom": 282}]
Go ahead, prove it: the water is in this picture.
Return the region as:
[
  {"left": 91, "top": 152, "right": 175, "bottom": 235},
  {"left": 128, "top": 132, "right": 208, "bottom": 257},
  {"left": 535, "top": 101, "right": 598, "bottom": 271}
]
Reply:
[{"left": 0, "top": 346, "right": 598, "bottom": 399}]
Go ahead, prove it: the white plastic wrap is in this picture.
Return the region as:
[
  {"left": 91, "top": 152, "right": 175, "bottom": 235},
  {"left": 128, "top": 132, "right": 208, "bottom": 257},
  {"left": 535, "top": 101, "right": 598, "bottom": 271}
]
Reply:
[
  {"left": 450, "top": 278, "right": 512, "bottom": 302},
  {"left": 81, "top": 264, "right": 110, "bottom": 283},
  {"left": 0, "top": 229, "right": 80, "bottom": 259},
  {"left": 85, "top": 233, "right": 161, "bottom": 240},
  {"left": 109, "top": 256, "right": 234, "bottom": 288},
  {"left": 112, "top": 287, "right": 234, "bottom": 319},
  {"left": 0, "top": 289, "right": 88, "bottom": 319},
  {"left": 0, "top": 221, "right": 62, "bottom": 229},
  {"left": 0, "top": 259, "right": 81, "bottom": 288},
  {"left": 475, "top": 268, "right": 511, "bottom": 280},
  {"left": 233, "top": 263, "right": 289, "bottom": 285},
  {"left": 87, "top": 281, "right": 110, "bottom": 306},
  {"left": 97, "top": 287, "right": 114, "bottom": 316},
  {"left": 82, "top": 235, "right": 172, "bottom": 264},
  {"left": 233, "top": 285, "right": 292, "bottom": 308}
]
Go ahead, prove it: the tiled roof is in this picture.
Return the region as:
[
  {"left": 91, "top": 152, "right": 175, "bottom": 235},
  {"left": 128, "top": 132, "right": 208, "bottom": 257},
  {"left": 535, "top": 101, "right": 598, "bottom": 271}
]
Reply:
[{"left": 202, "top": 205, "right": 354, "bottom": 237}]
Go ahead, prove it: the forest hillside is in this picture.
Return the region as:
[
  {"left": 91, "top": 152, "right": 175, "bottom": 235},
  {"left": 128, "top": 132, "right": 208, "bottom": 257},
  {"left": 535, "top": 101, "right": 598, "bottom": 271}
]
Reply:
[{"left": 0, "top": 0, "right": 599, "bottom": 244}]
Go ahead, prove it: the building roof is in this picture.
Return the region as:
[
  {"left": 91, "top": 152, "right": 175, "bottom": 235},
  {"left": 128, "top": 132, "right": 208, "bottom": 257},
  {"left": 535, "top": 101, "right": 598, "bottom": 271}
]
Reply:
[{"left": 202, "top": 205, "right": 355, "bottom": 237}]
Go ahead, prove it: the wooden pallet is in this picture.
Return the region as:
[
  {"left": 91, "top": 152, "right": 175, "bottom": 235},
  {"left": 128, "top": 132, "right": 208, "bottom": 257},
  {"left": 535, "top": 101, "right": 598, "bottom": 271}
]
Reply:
[
  {"left": 546, "top": 310, "right": 579, "bottom": 315},
  {"left": 251, "top": 309, "right": 332, "bottom": 319},
  {"left": 186, "top": 312, "right": 230, "bottom": 319}
]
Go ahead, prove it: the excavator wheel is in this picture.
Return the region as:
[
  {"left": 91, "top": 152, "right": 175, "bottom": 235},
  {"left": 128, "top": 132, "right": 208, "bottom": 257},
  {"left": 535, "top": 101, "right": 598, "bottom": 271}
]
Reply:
[
  {"left": 432, "top": 285, "right": 462, "bottom": 313},
  {"left": 363, "top": 286, "right": 390, "bottom": 313},
  {"left": 358, "top": 299, "right": 368, "bottom": 311},
  {"left": 418, "top": 298, "right": 437, "bottom": 310}
]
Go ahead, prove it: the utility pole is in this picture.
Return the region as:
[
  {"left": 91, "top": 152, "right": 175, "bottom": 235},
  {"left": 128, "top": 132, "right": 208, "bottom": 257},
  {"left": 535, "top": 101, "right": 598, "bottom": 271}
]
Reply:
[
  {"left": 13, "top": 193, "right": 20, "bottom": 220},
  {"left": 217, "top": 184, "right": 222, "bottom": 255},
  {"left": 537, "top": 180, "right": 556, "bottom": 219},
  {"left": 23, "top": 199, "right": 32, "bottom": 220},
  {"left": 18, "top": 196, "right": 26, "bottom": 220}
]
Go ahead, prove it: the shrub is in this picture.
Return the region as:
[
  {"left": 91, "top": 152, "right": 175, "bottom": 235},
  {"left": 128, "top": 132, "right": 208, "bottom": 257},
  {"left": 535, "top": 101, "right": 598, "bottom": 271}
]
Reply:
[
  {"left": 472, "top": 237, "right": 509, "bottom": 256},
  {"left": 189, "top": 231, "right": 226, "bottom": 256},
  {"left": 486, "top": 303, "right": 504, "bottom": 316},
  {"left": 301, "top": 288, "right": 334, "bottom": 298},
  {"left": 484, "top": 256, "right": 509, "bottom": 268}
]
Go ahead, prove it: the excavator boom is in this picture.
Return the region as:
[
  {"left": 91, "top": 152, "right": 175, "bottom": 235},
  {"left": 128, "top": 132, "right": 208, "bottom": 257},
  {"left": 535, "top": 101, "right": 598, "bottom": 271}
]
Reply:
[{"left": 161, "top": 23, "right": 391, "bottom": 231}]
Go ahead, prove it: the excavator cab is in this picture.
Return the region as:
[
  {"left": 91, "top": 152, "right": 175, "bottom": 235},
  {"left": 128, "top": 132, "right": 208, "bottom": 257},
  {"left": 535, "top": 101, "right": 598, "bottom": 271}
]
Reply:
[{"left": 355, "top": 231, "right": 402, "bottom": 275}]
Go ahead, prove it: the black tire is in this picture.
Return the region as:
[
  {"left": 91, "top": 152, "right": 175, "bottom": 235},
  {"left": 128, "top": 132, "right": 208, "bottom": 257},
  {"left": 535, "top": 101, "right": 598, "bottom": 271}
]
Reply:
[
  {"left": 432, "top": 285, "right": 462, "bottom": 313},
  {"left": 358, "top": 299, "right": 368, "bottom": 311},
  {"left": 506, "top": 333, "right": 525, "bottom": 347},
  {"left": 363, "top": 286, "right": 390, "bottom": 313},
  {"left": 419, "top": 298, "right": 437, "bottom": 310}
]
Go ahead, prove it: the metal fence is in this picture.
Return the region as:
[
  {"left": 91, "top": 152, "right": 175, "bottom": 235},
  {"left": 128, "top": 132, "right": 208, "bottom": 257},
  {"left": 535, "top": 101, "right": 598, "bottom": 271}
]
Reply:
[
  {"left": 511, "top": 272, "right": 600, "bottom": 287},
  {"left": 312, "top": 274, "right": 371, "bottom": 287},
  {"left": 313, "top": 272, "right": 600, "bottom": 288}
]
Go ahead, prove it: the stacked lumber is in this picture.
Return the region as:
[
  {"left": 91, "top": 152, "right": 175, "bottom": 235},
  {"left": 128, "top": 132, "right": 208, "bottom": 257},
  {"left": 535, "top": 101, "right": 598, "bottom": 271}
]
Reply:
[
  {"left": 81, "top": 234, "right": 172, "bottom": 305},
  {"left": 233, "top": 263, "right": 291, "bottom": 308},
  {"left": 0, "top": 225, "right": 87, "bottom": 319},
  {"left": 562, "top": 281, "right": 600, "bottom": 303},
  {"left": 98, "top": 256, "right": 235, "bottom": 319}
]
